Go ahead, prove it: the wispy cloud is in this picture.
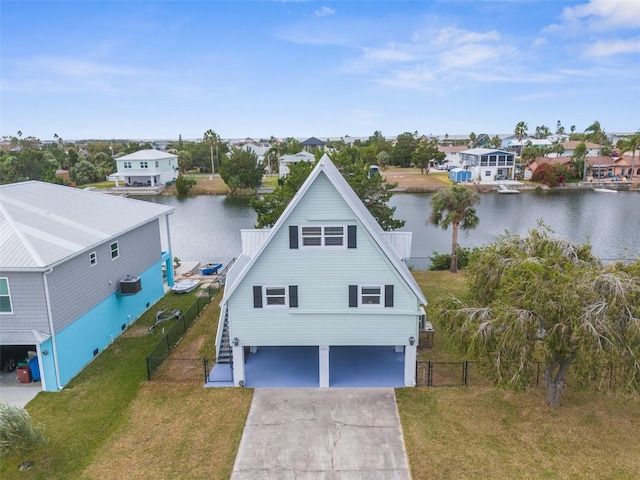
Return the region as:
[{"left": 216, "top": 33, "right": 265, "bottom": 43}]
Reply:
[
  {"left": 561, "top": 0, "right": 640, "bottom": 31},
  {"left": 2, "top": 56, "right": 168, "bottom": 95},
  {"left": 315, "top": 6, "right": 335, "bottom": 18},
  {"left": 583, "top": 37, "right": 640, "bottom": 57}
]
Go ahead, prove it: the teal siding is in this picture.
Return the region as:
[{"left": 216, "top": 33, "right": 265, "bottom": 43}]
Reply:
[{"left": 228, "top": 173, "right": 421, "bottom": 346}]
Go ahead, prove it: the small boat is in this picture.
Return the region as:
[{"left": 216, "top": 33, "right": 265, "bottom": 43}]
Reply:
[
  {"left": 171, "top": 279, "right": 200, "bottom": 294},
  {"left": 593, "top": 188, "right": 617, "bottom": 193},
  {"left": 497, "top": 184, "right": 519, "bottom": 194},
  {"left": 200, "top": 262, "right": 223, "bottom": 275}
]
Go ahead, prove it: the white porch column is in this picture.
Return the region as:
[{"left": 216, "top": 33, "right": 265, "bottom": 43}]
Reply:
[
  {"left": 319, "top": 345, "right": 330, "bottom": 388},
  {"left": 404, "top": 345, "right": 417, "bottom": 387},
  {"left": 232, "top": 344, "right": 245, "bottom": 387}
]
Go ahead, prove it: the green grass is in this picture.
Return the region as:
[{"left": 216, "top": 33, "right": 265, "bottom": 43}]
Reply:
[
  {"left": 4, "top": 271, "right": 639, "bottom": 479},
  {"left": 0, "top": 290, "right": 209, "bottom": 478}
]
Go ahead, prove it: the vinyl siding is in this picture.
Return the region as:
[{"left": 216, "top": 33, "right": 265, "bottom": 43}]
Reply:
[
  {"left": 0, "top": 271, "right": 49, "bottom": 337},
  {"left": 48, "top": 220, "right": 163, "bottom": 332},
  {"left": 228, "top": 173, "right": 421, "bottom": 346}
]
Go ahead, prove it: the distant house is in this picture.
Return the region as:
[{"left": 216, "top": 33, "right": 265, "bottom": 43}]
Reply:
[
  {"left": 460, "top": 148, "right": 516, "bottom": 182},
  {"left": 211, "top": 155, "right": 427, "bottom": 388},
  {"left": 502, "top": 137, "right": 552, "bottom": 154},
  {"left": 241, "top": 143, "right": 270, "bottom": 165},
  {"left": 301, "top": 137, "right": 327, "bottom": 152},
  {"left": 525, "top": 155, "right": 636, "bottom": 180},
  {"left": 278, "top": 151, "right": 316, "bottom": 178},
  {"left": 109, "top": 149, "right": 178, "bottom": 188},
  {"left": 438, "top": 145, "right": 467, "bottom": 167},
  {"left": 0, "top": 181, "right": 174, "bottom": 391},
  {"left": 560, "top": 141, "right": 601, "bottom": 158}
]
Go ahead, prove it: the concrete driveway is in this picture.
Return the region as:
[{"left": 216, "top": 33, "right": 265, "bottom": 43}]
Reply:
[{"left": 231, "top": 388, "right": 411, "bottom": 480}]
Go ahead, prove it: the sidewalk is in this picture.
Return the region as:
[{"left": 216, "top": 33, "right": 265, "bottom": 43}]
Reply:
[{"left": 231, "top": 388, "right": 411, "bottom": 480}]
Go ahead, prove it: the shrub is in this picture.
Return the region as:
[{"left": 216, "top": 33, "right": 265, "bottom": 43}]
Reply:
[
  {"left": 429, "top": 246, "right": 477, "bottom": 271},
  {"left": 0, "top": 403, "right": 47, "bottom": 467}
]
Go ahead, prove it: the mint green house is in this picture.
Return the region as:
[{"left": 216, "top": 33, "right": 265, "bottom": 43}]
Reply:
[{"left": 214, "top": 155, "right": 427, "bottom": 387}]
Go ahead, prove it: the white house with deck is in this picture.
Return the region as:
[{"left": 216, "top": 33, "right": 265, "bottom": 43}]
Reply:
[
  {"left": 110, "top": 149, "right": 178, "bottom": 188},
  {"left": 460, "top": 148, "right": 516, "bottom": 182},
  {"left": 212, "top": 155, "right": 427, "bottom": 388}
]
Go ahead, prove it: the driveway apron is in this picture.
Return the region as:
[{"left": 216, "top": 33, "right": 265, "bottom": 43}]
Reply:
[{"left": 231, "top": 388, "right": 411, "bottom": 480}]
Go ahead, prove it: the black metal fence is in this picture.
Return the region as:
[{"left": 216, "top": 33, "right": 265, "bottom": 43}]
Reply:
[
  {"left": 146, "top": 288, "right": 215, "bottom": 380},
  {"left": 416, "top": 360, "right": 637, "bottom": 391}
]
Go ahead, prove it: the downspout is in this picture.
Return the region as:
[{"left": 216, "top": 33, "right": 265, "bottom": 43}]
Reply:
[
  {"left": 43, "top": 268, "right": 63, "bottom": 390},
  {"left": 165, "top": 212, "right": 175, "bottom": 286}
]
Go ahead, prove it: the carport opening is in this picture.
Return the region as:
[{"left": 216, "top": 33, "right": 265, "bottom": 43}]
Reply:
[{"left": 1, "top": 344, "right": 40, "bottom": 385}]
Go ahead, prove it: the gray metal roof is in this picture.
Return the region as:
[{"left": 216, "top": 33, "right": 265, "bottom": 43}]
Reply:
[{"left": 0, "top": 181, "right": 173, "bottom": 270}]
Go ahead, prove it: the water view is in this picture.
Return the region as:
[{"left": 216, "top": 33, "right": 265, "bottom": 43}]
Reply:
[{"left": 141, "top": 190, "right": 640, "bottom": 270}]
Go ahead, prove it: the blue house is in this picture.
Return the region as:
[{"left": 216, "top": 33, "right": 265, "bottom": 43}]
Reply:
[
  {"left": 449, "top": 168, "right": 472, "bottom": 183},
  {"left": 212, "top": 155, "right": 427, "bottom": 388},
  {"left": 0, "top": 181, "right": 174, "bottom": 391}
]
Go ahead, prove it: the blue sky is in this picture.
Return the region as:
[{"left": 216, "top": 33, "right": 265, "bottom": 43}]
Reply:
[{"left": 1, "top": 1, "right": 639, "bottom": 141}]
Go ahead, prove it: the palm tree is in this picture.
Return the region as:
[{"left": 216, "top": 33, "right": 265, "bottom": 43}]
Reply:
[
  {"left": 429, "top": 185, "right": 480, "bottom": 273},
  {"left": 203, "top": 129, "right": 219, "bottom": 174},
  {"left": 514, "top": 121, "right": 528, "bottom": 156},
  {"left": 469, "top": 132, "right": 477, "bottom": 148},
  {"left": 619, "top": 131, "right": 640, "bottom": 180},
  {"left": 584, "top": 121, "right": 607, "bottom": 180}
]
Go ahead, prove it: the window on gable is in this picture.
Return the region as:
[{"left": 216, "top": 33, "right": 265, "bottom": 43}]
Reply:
[
  {"left": 89, "top": 251, "right": 97, "bottom": 266},
  {"left": 110, "top": 241, "right": 119, "bottom": 260},
  {"left": 265, "top": 287, "right": 287, "bottom": 306},
  {"left": 0, "top": 278, "right": 13, "bottom": 314},
  {"left": 350, "top": 284, "right": 393, "bottom": 308},
  {"left": 301, "top": 226, "right": 344, "bottom": 247},
  {"left": 254, "top": 285, "right": 298, "bottom": 308},
  {"left": 360, "top": 286, "right": 382, "bottom": 306}
]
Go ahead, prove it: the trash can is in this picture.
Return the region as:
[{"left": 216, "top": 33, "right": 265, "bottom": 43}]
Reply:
[
  {"left": 17, "top": 366, "right": 32, "bottom": 383},
  {"left": 28, "top": 357, "right": 41, "bottom": 382}
]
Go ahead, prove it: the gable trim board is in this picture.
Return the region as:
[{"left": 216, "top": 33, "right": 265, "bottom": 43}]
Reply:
[
  {"left": 217, "top": 155, "right": 426, "bottom": 388},
  {"left": 222, "top": 155, "right": 426, "bottom": 306}
]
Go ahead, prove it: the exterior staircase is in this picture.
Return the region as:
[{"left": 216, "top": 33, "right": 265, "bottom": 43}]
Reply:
[{"left": 216, "top": 309, "right": 232, "bottom": 365}]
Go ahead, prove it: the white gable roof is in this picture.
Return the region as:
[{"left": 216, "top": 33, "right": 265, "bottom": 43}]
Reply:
[
  {"left": 0, "top": 181, "right": 173, "bottom": 270},
  {"left": 222, "top": 154, "right": 426, "bottom": 306},
  {"left": 118, "top": 149, "right": 177, "bottom": 161}
]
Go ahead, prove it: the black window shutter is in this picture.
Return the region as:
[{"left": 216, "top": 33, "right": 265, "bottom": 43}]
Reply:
[
  {"left": 385, "top": 285, "right": 394, "bottom": 307},
  {"left": 289, "top": 226, "right": 298, "bottom": 249},
  {"left": 253, "top": 286, "right": 262, "bottom": 308},
  {"left": 348, "top": 225, "right": 357, "bottom": 248},
  {"left": 349, "top": 285, "right": 358, "bottom": 307},
  {"left": 289, "top": 285, "right": 298, "bottom": 308}
]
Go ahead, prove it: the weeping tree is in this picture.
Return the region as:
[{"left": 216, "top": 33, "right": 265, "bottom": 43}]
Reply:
[{"left": 436, "top": 224, "right": 640, "bottom": 406}]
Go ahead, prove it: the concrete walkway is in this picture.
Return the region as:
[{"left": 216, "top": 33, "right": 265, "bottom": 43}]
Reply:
[{"left": 231, "top": 388, "right": 411, "bottom": 480}]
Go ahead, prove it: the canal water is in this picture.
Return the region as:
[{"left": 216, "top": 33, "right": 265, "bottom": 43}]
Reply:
[{"left": 141, "top": 190, "right": 639, "bottom": 270}]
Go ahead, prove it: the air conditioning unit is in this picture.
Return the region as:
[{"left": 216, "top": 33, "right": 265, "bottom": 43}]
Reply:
[{"left": 120, "top": 275, "right": 141, "bottom": 295}]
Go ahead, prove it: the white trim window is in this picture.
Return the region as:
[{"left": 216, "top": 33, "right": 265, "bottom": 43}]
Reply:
[
  {"left": 0, "top": 278, "right": 13, "bottom": 314},
  {"left": 124, "top": 161, "right": 132, "bottom": 169},
  {"left": 360, "top": 285, "right": 382, "bottom": 306},
  {"left": 140, "top": 161, "right": 148, "bottom": 169},
  {"left": 110, "top": 241, "right": 119, "bottom": 260},
  {"left": 301, "top": 225, "right": 345, "bottom": 248},
  {"left": 89, "top": 251, "right": 97, "bottom": 266},
  {"left": 264, "top": 286, "right": 288, "bottom": 307}
]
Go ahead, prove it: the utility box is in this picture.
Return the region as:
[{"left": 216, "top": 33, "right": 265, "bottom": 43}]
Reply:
[
  {"left": 17, "top": 366, "right": 32, "bottom": 383},
  {"left": 120, "top": 275, "right": 142, "bottom": 295}
]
